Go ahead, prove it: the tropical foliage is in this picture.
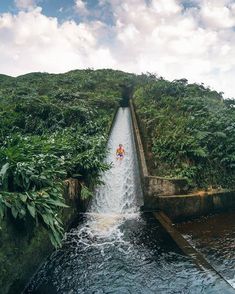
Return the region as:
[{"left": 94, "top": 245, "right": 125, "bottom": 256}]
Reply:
[
  {"left": 134, "top": 76, "right": 235, "bottom": 189},
  {"left": 0, "top": 69, "right": 234, "bottom": 246},
  {"left": 0, "top": 69, "right": 134, "bottom": 247}
]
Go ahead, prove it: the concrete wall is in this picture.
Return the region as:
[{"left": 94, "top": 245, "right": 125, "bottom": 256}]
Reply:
[
  {"left": 130, "top": 99, "right": 235, "bottom": 219},
  {"left": 146, "top": 176, "right": 188, "bottom": 196},
  {"left": 130, "top": 100, "right": 189, "bottom": 206},
  {"left": 158, "top": 191, "right": 235, "bottom": 221},
  {"left": 129, "top": 99, "right": 148, "bottom": 180},
  {"left": 0, "top": 178, "right": 85, "bottom": 294}
]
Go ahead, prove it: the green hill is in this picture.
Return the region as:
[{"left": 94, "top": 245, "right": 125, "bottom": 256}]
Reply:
[
  {"left": 133, "top": 77, "right": 235, "bottom": 189},
  {"left": 0, "top": 69, "right": 234, "bottom": 247}
]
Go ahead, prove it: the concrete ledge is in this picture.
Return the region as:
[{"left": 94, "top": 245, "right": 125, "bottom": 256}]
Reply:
[
  {"left": 130, "top": 100, "right": 148, "bottom": 178},
  {"left": 142, "top": 175, "right": 190, "bottom": 210},
  {"left": 157, "top": 190, "right": 235, "bottom": 221}
]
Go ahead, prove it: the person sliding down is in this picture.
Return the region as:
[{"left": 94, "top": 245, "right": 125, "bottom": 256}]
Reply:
[{"left": 116, "top": 144, "right": 125, "bottom": 160}]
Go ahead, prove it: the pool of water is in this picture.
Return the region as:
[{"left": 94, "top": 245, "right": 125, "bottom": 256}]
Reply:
[
  {"left": 176, "top": 210, "right": 235, "bottom": 289},
  {"left": 25, "top": 213, "right": 227, "bottom": 294}
]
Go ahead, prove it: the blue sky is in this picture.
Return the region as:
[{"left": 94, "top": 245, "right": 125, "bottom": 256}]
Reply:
[
  {"left": 0, "top": 0, "right": 198, "bottom": 22},
  {"left": 0, "top": 0, "right": 114, "bottom": 24},
  {"left": 0, "top": 0, "right": 235, "bottom": 98}
]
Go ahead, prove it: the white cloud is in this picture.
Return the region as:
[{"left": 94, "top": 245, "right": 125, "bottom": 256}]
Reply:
[
  {"left": 14, "top": 0, "right": 37, "bottom": 10},
  {"left": 0, "top": 8, "right": 116, "bottom": 75},
  {"left": 75, "top": 0, "right": 89, "bottom": 16},
  {"left": 106, "top": 0, "right": 235, "bottom": 97},
  {"left": 151, "top": 0, "right": 182, "bottom": 15},
  {"left": 1, "top": 0, "right": 235, "bottom": 98},
  {"left": 200, "top": 0, "right": 235, "bottom": 29}
]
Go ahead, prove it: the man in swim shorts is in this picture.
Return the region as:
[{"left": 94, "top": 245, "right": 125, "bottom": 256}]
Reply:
[{"left": 116, "top": 144, "right": 125, "bottom": 160}]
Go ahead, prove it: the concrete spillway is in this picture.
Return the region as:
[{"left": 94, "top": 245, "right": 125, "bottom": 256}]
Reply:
[
  {"left": 67, "top": 107, "right": 143, "bottom": 244},
  {"left": 90, "top": 107, "right": 143, "bottom": 215},
  {"left": 25, "top": 107, "right": 234, "bottom": 294}
]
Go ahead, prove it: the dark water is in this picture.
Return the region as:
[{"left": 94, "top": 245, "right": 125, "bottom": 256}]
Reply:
[
  {"left": 24, "top": 213, "right": 230, "bottom": 294},
  {"left": 176, "top": 210, "right": 235, "bottom": 289}
]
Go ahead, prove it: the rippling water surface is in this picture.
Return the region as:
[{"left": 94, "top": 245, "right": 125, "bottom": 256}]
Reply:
[
  {"left": 177, "top": 211, "right": 235, "bottom": 288},
  {"left": 24, "top": 108, "right": 233, "bottom": 293},
  {"left": 25, "top": 213, "right": 228, "bottom": 294}
]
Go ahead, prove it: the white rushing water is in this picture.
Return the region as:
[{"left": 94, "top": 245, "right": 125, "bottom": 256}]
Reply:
[
  {"left": 68, "top": 107, "right": 143, "bottom": 243},
  {"left": 91, "top": 107, "right": 142, "bottom": 214}
]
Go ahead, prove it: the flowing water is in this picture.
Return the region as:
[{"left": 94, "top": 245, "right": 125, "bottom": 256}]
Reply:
[{"left": 25, "top": 108, "right": 234, "bottom": 294}]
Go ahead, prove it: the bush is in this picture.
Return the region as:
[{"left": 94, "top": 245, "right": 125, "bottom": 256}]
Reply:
[
  {"left": 0, "top": 69, "right": 133, "bottom": 247},
  {"left": 134, "top": 79, "right": 235, "bottom": 189}
]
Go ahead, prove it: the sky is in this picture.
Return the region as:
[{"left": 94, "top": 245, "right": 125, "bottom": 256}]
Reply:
[{"left": 0, "top": 0, "right": 235, "bottom": 98}]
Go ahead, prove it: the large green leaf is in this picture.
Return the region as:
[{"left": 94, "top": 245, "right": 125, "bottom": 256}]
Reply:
[
  {"left": 0, "top": 163, "right": 9, "bottom": 178},
  {"left": 27, "top": 204, "right": 36, "bottom": 218},
  {"left": 11, "top": 206, "right": 18, "bottom": 219},
  {"left": 20, "top": 194, "right": 27, "bottom": 203}
]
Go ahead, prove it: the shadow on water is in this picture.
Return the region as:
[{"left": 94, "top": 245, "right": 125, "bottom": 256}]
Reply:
[{"left": 177, "top": 210, "right": 235, "bottom": 289}]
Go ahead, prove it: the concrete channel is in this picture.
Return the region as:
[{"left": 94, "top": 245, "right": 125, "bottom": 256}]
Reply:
[{"left": 130, "top": 99, "right": 235, "bottom": 293}]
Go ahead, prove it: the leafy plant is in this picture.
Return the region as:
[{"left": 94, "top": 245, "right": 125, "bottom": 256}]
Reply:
[
  {"left": 0, "top": 186, "right": 67, "bottom": 248},
  {"left": 80, "top": 185, "right": 93, "bottom": 200},
  {"left": 0, "top": 69, "right": 135, "bottom": 247},
  {"left": 134, "top": 78, "right": 235, "bottom": 189}
]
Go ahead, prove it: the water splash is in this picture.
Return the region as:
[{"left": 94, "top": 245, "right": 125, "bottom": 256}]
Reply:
[{"left": 65, "top": 107, "right": 143, "bottom": 246}]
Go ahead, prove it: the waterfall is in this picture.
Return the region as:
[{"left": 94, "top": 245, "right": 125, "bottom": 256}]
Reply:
[
  {"left": 69, "top": 107, "right": 143, "bottom": 242},
  {"left": 91, "top": 107, "right": 142, "bottom": 214}
]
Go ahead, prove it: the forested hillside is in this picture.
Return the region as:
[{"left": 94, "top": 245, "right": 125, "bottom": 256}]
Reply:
[
  {"left": 133, "top": 77, "right": 235, "bottom": 190},
  {"left": 0, "top": 69, "right": 135, "bottom": 247},
  {"left": 0, "top": 69, "right": 234, "bottom": 247}
]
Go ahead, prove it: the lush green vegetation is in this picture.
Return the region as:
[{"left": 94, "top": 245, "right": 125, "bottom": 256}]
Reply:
[
  {"left": 0, "top": 69, "right": 135, "bottom": 247},
  {"left": 134, "top": 76, "right": 235, "bottom": 190},
  {"left": 0, "top": 69, "right": 234, "bottom": 246}
]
